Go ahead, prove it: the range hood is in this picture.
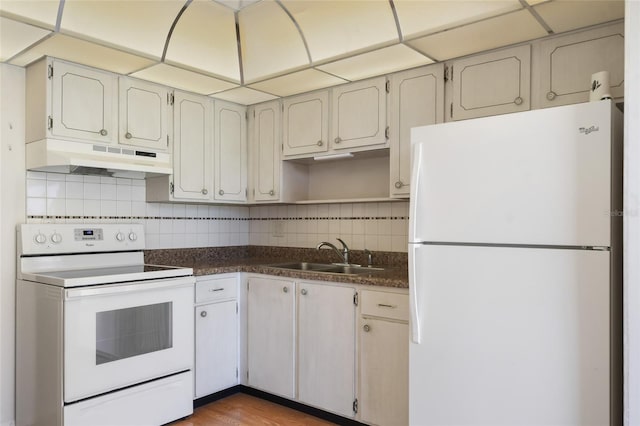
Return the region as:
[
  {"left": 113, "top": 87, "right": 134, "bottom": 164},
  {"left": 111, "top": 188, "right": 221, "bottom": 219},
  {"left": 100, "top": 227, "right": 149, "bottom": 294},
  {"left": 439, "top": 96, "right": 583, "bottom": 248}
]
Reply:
[{"left": 26, "top": 139, "right": 172, "bottom": 179}]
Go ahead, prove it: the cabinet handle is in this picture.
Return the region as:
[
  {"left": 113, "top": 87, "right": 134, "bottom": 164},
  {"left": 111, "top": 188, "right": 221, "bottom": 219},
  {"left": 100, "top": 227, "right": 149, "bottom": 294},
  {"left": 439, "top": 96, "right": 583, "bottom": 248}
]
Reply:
[
  {"left": 100, "top": 129, "right": 108, "bottom": 136},
  {"left": 514, "top": 96, "right": 524, "bottom": 105},
  {"left": 363, "top": 324, "right": 371, "bottom": 332},
  {"left": 334, "top": 137, "right": 342, "bottom": 144},
  {"left": 219, "top": 189, "right": 225, "bottom": 196},
  {"left": 209, "top": 288, "right": 224, "bottom": 292},
  {"left": 283, "top": 286, "right": 288, "bottom": 293},
  {"left": 269, "top": 190, "right": 275, "bottom": 196},
  {"left": 200, "top": 311, "right": 207, "bottom": 318},
  {"left": 317, "top": 140, "right": 323, "bottom": 146},
  {"left": 125, "top": 132, "right": 132, "bottom": 139},
  {"left": 546, "top": 91, "right": 557, "bottom": 101},
  {"left": 377, "top": 303, "right": 397, "bottom": 309},
  {"left": 301, "top": 289, "right": 307, "bottom": 296},
  {"left": 202, "top": 188, "right": 208, "bottom": 195},
  {"left": 394, "top": 181, "right": 403, "bottom": 189}
]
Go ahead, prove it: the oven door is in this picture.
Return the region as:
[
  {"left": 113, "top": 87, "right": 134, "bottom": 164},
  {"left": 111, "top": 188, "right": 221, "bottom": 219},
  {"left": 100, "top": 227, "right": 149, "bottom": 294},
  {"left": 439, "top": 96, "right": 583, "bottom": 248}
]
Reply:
[{"left": 63, "top": 276, "right": 194, "bottom": 403}]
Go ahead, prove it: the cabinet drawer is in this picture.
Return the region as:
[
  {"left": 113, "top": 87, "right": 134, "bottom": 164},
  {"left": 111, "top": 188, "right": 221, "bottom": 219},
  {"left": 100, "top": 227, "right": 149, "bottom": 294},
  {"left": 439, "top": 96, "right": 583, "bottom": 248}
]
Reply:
[
  {"left": 360, "top": 290, "right": 409, "bottom": 322},
  {"left": 196, "top": 277, "right": 237, "bottom": 303}
]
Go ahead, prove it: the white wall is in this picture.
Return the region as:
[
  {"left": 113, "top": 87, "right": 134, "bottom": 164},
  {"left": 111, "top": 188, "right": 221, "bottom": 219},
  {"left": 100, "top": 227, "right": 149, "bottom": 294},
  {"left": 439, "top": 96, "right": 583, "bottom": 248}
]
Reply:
[
  {"left": 624, "top": 2, "right": 640, "bottom": 425},
  {"left": 0, "top": 63, "right": 25, "bottom": 426}
]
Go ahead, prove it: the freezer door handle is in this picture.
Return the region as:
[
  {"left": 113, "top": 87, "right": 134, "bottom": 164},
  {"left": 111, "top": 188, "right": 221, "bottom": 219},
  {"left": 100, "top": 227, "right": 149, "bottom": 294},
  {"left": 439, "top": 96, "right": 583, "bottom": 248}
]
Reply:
[
  {"left": 409, "top": 245, "right": 421, "bottom": 344},
  {"left": 408, "top": 142, "right": 424, "bottom": 243}
]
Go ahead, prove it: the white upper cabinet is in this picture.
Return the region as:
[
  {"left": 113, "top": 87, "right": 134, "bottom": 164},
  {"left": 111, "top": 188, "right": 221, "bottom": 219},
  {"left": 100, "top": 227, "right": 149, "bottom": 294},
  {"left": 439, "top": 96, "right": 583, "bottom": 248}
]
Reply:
[
  {"left": 534, "top": 22, "right": 624, "bottom": 108},
  {"left": 119, "top": 77, "right": 171, "bottom": 151},
  {"left": 282, "top": 90, "right": 329, "bottom": 157},
  {"left": 449, "top": 44, "right": 531, "bottom": 121},
  {"left": 252, "top": 101, "right": 281, "bottom": 202},
  {"left": 389, "top": 64, "right": 444, "bottom": 198},
  {"left": 26, "top": 57, "right": 118, "bottom": 144},
  {"left": 331, "top": 76, "right": 388, "bottom": 150},
  {"left": 172, "top": 90, "right": 212, "bottom": 201},
  {"left": 214, "top": 101, "right": 247, "bottom": 202}
]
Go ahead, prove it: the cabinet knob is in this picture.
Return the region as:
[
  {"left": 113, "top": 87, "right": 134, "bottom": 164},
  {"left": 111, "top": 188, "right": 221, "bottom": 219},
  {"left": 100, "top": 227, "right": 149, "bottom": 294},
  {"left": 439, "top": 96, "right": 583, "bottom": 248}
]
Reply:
[
  {"left": 334, "top": 137, "right": 342, "bottom": 144},
  {"left": 394, "top": 181, "right": 403, "bottom": 189},
  {"left": 200, "top": 311, "right": 207, "bottom": 318},
  {"left": 514, "top": 96, "right": 524, "bottom": 105},
  {"left": 100, "top": 129, "right": 108, "bottom": 136},
  {"left": 301, "top": 289, "right": 307, "bottom": 296},
  {"left": 218, "top": 189, "right": 224, "bottom": 196},
  {"left": 202, "top": 188, "right": 208, "bottom": 195},
  {"left": 125, "top": 132, "right": 132, "bottom": 139},
  {"left": 283, "top": 286, "right": 288, "bottom": 293},
  {"left": 269, "top": 190, "right": 275, "bottom": 196},
  {"left": 317, "top": 140, "right": 323, "bottom": 146},
  {"left": 546, "top": 91, "right": 557, "bottom": 101},
  {"left": 363, "top": 324, "right": 371, "bottom": 332}
]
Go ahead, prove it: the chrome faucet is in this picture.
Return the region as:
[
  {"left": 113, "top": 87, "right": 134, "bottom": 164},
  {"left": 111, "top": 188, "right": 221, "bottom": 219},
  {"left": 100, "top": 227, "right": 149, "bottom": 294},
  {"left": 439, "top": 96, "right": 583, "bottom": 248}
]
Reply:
[{"left": 316, "top": 238, "right": 351, "bottom": 265}]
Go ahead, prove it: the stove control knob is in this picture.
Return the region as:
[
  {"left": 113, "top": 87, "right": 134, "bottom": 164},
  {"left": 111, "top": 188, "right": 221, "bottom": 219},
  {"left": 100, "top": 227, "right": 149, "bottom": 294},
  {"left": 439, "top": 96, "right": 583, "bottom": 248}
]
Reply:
[
  {"left": 50, "top": 233, "right": 62, "bottom": 244},
  {"left": 115, "top": 232, "right": 125, "bottom": 242},
  {"left": 128, "top": 232, "right": 138, "bottom": 242},
  {"left": 34, "top": 233, "right": 46, "bottom": 244}
]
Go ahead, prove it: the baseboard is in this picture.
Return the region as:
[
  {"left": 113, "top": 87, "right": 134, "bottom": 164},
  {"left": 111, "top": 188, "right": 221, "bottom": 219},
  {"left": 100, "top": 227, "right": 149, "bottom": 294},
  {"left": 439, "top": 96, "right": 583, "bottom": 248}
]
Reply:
[{"left": 193, "top": 385, "right": 243, "bottom": 408}]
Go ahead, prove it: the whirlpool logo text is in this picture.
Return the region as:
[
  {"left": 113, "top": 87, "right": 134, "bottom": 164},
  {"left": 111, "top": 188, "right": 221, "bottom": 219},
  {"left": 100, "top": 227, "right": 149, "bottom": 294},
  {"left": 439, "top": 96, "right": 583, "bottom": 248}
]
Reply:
[{"left": 579, "top": 125, "right": 599, "bottom": 135}]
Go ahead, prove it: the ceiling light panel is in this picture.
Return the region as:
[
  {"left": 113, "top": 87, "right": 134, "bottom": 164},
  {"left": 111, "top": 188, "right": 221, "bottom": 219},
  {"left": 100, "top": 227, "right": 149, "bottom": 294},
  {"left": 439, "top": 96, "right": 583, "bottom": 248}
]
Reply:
[
  {"left": 282, "top": 0, "right": 399, "bottom": 63},
  {"left": 394, "top": 0, "right": 523, "bottom": 40},
  {"left": 0, "top": 17, "right": 51, "bottom": 61},
  {"left": 8, "top": 33, "right": 156, "bottom": 73},
  {"left": 165, "top": 0, "right": 240, "bottom": 82},
  {"left": 213, "top": 0, "right": 261, "bottom": 10},
  {"left": 407, "top": 9, "right": 548, "bottom": 61},
  {"left": 239, "top": 1, "right": 310, "bottom": 83},
  {"left": 316, "top": 44, "right": 434, "bottom": 81},
  {"left": 59, "top": 0, "right": 185, "bottom": 59},
  {"left": 212, "top": 87, "right": 279, "bottom": 105},
  {"left": 0, "top": 0, "right": 60, "bottom": 29},
  {"left": 249, "top": 68, "right": 347, "bottom": 97},
  {"left": 533, "top": 0, "right": 624, "bottom": 33},
  {"left": 130, "top": 63, "right": 238, "bottom": 95}
]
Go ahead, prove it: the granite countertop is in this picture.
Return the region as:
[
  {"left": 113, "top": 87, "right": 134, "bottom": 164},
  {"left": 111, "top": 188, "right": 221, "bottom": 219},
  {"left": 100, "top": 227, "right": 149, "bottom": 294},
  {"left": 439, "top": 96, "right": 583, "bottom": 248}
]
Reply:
[{"left": 145, "top": 246, "right": 409, "bottom": 289}]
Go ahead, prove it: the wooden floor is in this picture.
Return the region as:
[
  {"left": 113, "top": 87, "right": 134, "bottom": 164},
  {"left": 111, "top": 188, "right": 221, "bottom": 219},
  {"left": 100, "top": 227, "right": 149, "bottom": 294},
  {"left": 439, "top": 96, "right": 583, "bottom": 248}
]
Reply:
[{"left": 170, "top": 393, "right": 336, "bottom": 426}]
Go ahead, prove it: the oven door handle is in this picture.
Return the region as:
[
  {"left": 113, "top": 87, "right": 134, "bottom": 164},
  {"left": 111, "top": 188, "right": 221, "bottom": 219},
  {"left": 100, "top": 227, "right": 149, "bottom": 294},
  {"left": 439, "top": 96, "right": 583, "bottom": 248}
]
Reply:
[{"left": 65, "top": 277, "right": 194, "bottom": 300}]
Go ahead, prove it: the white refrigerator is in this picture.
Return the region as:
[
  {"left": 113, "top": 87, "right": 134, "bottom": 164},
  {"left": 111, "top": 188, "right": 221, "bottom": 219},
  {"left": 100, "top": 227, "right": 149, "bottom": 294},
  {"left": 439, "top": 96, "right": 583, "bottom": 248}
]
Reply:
[{"left": 408, "top": 100, "right": 622, "bottom": 426}]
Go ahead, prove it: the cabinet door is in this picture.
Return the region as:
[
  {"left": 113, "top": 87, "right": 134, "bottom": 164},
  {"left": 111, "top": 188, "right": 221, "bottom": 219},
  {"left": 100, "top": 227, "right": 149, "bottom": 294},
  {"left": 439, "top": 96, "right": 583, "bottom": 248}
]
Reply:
[
  {"left": 247, "top": 277, "right": 295, "bottom": 399},
  {"left": 119, "top": 78, "right": 170, "bottom": 151},
  {"left": 172, "top": 91, "right": 212, "bottom": 201},
  {"left": 283, "top": 91, "right": 329, "bottom": 157},
  {"left": 359, "top": 318, "right": 409, "bottom": 426},
  {"left": 298, "top": 283, "right": 356, "bottom": 418},
  {"left": 451, "top": 44, "right": 531, "bottom": 121},
  {"left": 195, "top": 300, "right": 238, "bottom": 398},
  {"left": 389, "top": 64, "right": 444, "bottom": 198},
  {"left": 253, "top": 101, "right": 281, "bottom": 201},
  {"left": 214, "top": 101, "right": 247, "bottom": 202},
  {"left": 51, "top": 59, "right": 117, "bottom": 143},
  {"left": 331, "top": 77, "right": 387, "bottom": 150},
  {"left": 535, "top": 22, "right": 624, "bottom": 108}
]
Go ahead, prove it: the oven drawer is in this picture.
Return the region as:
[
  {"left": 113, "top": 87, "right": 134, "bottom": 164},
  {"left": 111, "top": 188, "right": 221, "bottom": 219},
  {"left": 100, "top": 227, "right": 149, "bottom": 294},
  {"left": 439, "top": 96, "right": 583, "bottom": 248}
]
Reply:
[
  {"left": 196, "top": 276, "right": 237, "bottom": 303},
  {"left": 360, "top": 290, "right": 409, "bottom": 322}
]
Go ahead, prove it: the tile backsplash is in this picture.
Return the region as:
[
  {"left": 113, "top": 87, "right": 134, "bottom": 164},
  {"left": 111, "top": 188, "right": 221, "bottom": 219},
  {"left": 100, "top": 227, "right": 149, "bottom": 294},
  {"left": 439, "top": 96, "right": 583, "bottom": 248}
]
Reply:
[{"left": 26, "top": 171, "right": 409, "bottom": 252}]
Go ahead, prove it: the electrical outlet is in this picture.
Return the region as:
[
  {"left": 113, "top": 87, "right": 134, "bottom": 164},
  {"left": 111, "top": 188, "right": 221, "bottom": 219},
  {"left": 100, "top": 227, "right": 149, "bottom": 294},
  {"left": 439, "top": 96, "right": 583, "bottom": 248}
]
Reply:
[{"left": 273, "top": 221, "right": 284, "bottom": 237}]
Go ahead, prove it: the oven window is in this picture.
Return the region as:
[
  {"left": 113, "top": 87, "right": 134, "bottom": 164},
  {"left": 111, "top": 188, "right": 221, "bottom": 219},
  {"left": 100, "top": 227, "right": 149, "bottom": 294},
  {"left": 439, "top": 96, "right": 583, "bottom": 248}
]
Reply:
[{"left": 96, "top": 302, "right": 173, "bottom": 365}]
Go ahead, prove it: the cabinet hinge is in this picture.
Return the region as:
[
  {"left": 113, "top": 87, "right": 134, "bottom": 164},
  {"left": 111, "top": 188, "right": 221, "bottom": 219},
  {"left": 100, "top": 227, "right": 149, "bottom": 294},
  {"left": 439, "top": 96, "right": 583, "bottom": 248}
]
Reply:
[
  {"left": 353, "top": 398, "right": 358, "bottom": 414},
  {"left": 246, "top": 111, "right": 248, "bottom": 120},
  {"left": 236, "top": 368, "right": 238, "bottom": 378},
  {"left": 47, "top": 64, "right": 53, "bottom": 79},
  {"left": 450, "top": 103, "right": 453, "bottom": 119},
  {"left": 167, "top": 92, "right": 174, "bottom": 106},
  {"left": 385, "top": 126, "right": 390, "bottom": 140},
  {"left": 47, "top": 116, "right": 53, "bottom": 130},
  {"left": 236, "top": 302, "right": 238, "bottom": 314},
  {"left": 385, "top": 80, "right": 390, "bottom": 93},
  {"left": 444, "top": 66, "right": 449, "bottom": 82},
  {"left": 166, "top": 134, "right": 169, "bottom": 147},
  {"left": 170, "top": 181, "right": 174, "bottom": 195},
  {"left": 253, "top": 110, "right": 256, "bottom": 118},
  {"left": 247, "top": 371, "right": 249, "bottom": 380},
  {"left": 353, "top": 292, "right": 358, "bottom": 306}
]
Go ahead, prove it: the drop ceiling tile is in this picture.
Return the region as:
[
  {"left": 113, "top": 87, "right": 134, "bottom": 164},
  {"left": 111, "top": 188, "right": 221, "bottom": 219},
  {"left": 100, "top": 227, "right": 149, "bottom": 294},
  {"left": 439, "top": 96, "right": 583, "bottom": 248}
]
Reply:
[
  {"left": 282, "top": 0, "right": 399, "bottom": 63},
  {"left": 130, "top": 63, "right": 238, "bottom": 95},
  {"left": 165, "top": 1, "right": 240, "bottom": 82},
  {"left": 8, "top": 33, "right": 155, "bottom": 73},
  {"left": 316, "top": 44, "right": 433, "bottom": 81},
  {"left": 407, "top": 9, "right": 548, "bottom": 61},
  {"left": 59, "top": 0, "right": 185, "bottom": 59},
  {"left": 239, "top": 1, "right": 310, "bottom": 83},
  {"left": 211, "top": 87, "right": 279, "bottom": 105},
  {"left": 248, "top": 68, "right": 347, "bottom": 97},
  {"left": 394, "top": 0, "right": 522, "bottom": 39},
  {"left": 533, "top": 0, "right": 624, "bottom": 33},
  {"left": 0, "top": 0, "right": 60, "bottom": 29},
  {"left": 0, "top": 17, "right": 51, "bottom": 61}
]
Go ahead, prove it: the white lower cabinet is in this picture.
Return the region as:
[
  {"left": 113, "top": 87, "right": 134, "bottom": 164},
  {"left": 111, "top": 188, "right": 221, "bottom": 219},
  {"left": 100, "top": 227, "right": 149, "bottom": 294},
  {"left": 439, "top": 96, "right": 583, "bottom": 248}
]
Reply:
[
  {"left": 297, "top": 282, "right": 356, "bottom": 418},
  {"left": 194, "top": 275, "right": 238, "bottom": 399}
]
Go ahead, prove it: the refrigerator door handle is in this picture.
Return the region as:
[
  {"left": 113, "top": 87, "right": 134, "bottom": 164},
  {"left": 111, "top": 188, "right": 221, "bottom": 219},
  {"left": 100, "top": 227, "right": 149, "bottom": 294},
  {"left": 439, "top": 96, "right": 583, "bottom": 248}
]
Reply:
[
  {"left": 409, "top": 245, "right": 421, "bottom": 344},
  {"left": 408, "top": 142, "right": 424, "bottom": 243}
]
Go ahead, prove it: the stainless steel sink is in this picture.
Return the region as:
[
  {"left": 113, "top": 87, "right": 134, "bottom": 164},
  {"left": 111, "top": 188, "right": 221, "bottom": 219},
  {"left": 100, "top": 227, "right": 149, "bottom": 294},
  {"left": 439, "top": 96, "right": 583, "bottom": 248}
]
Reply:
[{"left": 268, "top": 262, "right": 384, "bottom": 275}]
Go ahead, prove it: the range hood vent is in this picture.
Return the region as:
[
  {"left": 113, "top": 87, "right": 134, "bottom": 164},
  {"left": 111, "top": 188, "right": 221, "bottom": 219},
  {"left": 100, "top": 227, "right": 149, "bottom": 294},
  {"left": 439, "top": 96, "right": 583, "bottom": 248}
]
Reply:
[{"left": 26, "top": 139, "right": 173, "bottom": 179}]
